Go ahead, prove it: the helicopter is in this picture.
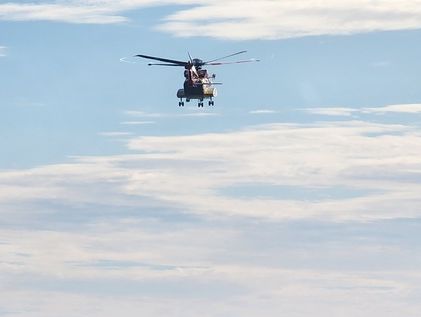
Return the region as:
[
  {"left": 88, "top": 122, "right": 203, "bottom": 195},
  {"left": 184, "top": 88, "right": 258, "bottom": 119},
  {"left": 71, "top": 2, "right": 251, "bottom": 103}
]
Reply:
[{"left": 135, "top": 51, "right": 259, "bottom": 107}]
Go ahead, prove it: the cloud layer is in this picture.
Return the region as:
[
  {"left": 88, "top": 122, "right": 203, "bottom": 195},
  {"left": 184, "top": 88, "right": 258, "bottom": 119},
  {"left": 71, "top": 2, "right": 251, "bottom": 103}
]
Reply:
[
  {"left": 159, "top": 0, "right": 421, "bottom": 40},
  {"left": 2, "top": 1, "right": 421, "bottom": 39},
  {"left": 2, "top": 107, "right": 421, "bottom": 223},
  {"left": 2, "top": 104, "right": 421, "bottom": 316}
]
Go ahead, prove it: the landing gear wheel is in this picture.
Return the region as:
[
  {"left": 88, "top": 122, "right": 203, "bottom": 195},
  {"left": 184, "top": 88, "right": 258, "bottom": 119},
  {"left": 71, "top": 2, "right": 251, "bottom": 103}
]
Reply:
[{"left": 208, "top": 101, "right": 214, "bottom": 106}]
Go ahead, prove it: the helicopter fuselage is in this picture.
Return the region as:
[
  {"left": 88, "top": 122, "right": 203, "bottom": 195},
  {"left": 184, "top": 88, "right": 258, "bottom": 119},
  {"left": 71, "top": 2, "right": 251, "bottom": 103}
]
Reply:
[
  {"left": 176, "top": 85, "right": 217, "bottom": 101},
  {"left": 177, "top": 66, "right": 217, "bottom": 107}
]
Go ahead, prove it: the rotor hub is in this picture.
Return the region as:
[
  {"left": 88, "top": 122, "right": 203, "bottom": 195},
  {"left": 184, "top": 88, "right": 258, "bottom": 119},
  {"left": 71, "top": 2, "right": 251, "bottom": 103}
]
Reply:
[{"left": 192, "top": 58, "right": 204, "bottom": 67}]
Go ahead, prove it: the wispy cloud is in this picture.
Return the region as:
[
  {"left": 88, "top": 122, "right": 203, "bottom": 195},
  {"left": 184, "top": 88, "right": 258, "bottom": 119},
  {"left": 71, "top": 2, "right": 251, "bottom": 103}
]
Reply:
[
  {"left": 0, "top": 46, "right": 6, "bottom": 57},
  {"left": 2, "top": 1, "right": 421, "bottom": 39},
  {"left": 181, "top": 112, "right": 219, "bottom": 117},
  {"left": 125, "top": 110, "right": 167, "bottom": 118},
  {"left": 305, "top": 104, "right": 421, "bottom": 116},
  {"left": 158, "top": 0, "right": 421, "bottom": 40},
  {"left": 2, "top": 257, "right": 418, "bottom": 317},
  {"left": 303, "top": 107, "right": 359, "bottom": 117},
  {"left": 3, "top": 105, "right": 421, "bottom": 316},
  {"left": 363, "top": 104, "right": 421, "bottom": 114},
  {"left": 371, "top": 61, "right": 391, "bottom": 68},
  {"left": 125, "top": 109, "right": 219, "bottom": 118},
  {"left": 0, "top": 1, "right": 128, "bottom": 24},
  {"left": 1, "top": 221, "right": 420, "bottom": 316},
  {"left": 2, "top": 116, "right": 421, "bottom": 222},
  {"left": 123, "top": 120, "right": 421, "bottom": 221},
  {"left": 249, "top": 109, "right": 278, "bottom": 114},
  {"left": 98, "top": 131, "right": 133, "bottom": 137},
  {"left": 121, "top": 120, "right": 156, "bottom": 125}
]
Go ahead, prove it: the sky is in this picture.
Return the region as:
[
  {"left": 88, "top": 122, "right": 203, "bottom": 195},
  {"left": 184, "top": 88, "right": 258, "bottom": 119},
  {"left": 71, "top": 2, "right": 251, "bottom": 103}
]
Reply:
[{"left": 1, "top": 1, "right": 421, "bottom": 316}]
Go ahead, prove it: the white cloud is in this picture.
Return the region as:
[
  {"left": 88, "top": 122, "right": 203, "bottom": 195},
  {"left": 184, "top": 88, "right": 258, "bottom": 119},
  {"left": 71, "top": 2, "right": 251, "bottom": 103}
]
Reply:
[
  {"left": 0, "top": 2, "right": 126, "bottom": 24},
  {"left": 125, "top": 109, "right": 219, "bottom": 118},
  {"left": 371, "top": 61, "right": 391, "bottom": 68},
  {"left": 122, "top": 120, "right": 421, "bottom": 221},
  {"left": 0, "top": 1, "right": 201, "bottom": 24},
  {"left": 121, "top": 120, "right": 156, "bottom": 125},
  {"left": 0, "top": 267, "right": 420, "bottom": 317},
  {"left": 2, "top": 1, "right": 421, "bottom": 39},
  {"left": 1, "top": 219, "right": 419, "bottom": 314},
  {"left": 3, "top": 229, "right": 418, "bottom": 317},
  {"left": 99, "top": 131, "right": 132, "bottom": 137},
  {"left": 249, "top": 109, "right": 278, "bottom": 114},
  {"left": 2, "top": 105, "right": 421, "bottom": 316},
  {"left": 2, "top": 117, "right": 421, "bottom": 222},
  {"left": 0, "top": 46, "right": 6, "bottom": 56},
  {"left": 158, "top": 0, "right": 421, "bottom": 40},
  {"left": 303, "top": 107, "right": 358, "bottom": 116},
  {"left": 363, "top": 104, "right": 421, "bottom": 114},
  {"left": 304, "top": 104, "right": 421, "bottom": 117},
  {"left": 181, "top": 112, "right": 219, "bottom": 117},
  {"left": 125, "top": 110, "right": 167, "bottom": 118}
]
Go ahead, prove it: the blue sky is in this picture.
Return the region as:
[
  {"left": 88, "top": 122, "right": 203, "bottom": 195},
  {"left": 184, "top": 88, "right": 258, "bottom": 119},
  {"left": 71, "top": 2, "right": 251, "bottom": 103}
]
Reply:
[{"left": 1, "top": 1, "right": 421, "bottom": 316}]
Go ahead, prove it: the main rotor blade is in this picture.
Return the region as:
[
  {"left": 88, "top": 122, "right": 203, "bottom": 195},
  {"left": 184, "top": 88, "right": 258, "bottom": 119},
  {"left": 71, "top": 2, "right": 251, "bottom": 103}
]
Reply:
[
  {"left": 206, "top": 58, "right": 260, "bottom": 66},
  {"left": 135, "top": 54, "right": 187, "bottom": 66},
  {"left": 205, "top": 50, "right": 247, "bottom": 63},
  {"left": 147, "top": 63, "right": 185, "bottom": 66}
]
